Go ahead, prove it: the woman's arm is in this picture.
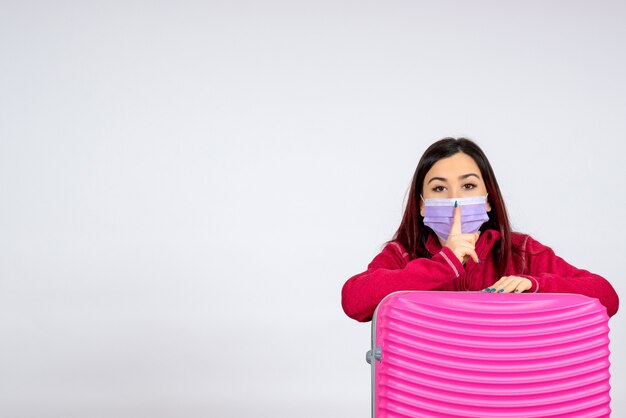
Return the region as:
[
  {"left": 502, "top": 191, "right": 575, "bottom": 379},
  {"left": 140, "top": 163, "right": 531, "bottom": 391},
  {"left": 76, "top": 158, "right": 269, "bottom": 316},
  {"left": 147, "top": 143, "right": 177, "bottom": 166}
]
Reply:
[
  {"left": 516, "top": 235, "right": 619, "bottom": 318},
  {"left": 341, "top": 242, "right": 465, "bottom": 322}
]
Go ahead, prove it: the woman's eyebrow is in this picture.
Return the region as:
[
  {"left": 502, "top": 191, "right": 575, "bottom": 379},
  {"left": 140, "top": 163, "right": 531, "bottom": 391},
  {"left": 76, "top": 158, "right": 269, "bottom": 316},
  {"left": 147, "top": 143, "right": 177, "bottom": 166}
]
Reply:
[{"left": 427, "top": 173, "right": 480, "bottom": 184}]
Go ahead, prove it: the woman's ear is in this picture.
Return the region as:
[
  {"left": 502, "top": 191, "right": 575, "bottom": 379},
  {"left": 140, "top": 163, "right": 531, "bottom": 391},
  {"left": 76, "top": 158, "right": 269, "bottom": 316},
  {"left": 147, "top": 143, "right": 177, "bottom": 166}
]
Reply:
[{"left": 486, "top": 201, "right": 492, "bottom": 212}]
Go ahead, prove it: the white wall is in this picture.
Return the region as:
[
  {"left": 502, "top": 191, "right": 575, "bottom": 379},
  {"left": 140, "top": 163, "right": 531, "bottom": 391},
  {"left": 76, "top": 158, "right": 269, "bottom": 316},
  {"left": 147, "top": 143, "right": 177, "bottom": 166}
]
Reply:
[{"left": 1, "top": 1, "right": 624, "bottom": 417}]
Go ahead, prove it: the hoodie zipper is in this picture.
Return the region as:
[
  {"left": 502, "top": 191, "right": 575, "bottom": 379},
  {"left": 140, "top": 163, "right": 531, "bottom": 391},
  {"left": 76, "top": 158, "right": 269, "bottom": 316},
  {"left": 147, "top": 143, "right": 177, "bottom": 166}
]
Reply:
[{"left": 464, "top": 247, "right": 488, "bottom": 290}]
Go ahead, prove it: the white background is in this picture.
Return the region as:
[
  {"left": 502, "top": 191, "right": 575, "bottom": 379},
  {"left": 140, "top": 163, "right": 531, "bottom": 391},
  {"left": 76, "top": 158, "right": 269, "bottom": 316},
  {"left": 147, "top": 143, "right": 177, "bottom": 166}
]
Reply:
[{"left": 1, "top": 1, "right": 624, "bottom": 417}]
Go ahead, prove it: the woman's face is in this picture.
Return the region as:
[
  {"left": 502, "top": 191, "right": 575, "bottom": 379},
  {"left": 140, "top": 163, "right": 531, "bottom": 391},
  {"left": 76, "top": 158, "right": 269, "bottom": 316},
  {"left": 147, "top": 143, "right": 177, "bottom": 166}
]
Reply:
[{"left": 420, "top": 152, "right": 491, "bottom": 217}]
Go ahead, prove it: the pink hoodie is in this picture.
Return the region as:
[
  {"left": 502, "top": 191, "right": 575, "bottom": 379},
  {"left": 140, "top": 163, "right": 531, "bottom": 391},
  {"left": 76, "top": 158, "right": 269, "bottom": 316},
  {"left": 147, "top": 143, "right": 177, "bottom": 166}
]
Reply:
[{"left": 341, "top": 230, "right": 619, "bottom": 322}]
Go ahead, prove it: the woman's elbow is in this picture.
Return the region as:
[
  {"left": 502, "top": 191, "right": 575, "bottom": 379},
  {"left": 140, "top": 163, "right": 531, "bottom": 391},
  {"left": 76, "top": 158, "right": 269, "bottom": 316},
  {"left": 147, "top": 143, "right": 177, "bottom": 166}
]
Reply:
[
  {"left": 341, "top": 278, "right": 373, "bottom": 322},
  {"left": 606, "top": 288, "right": 619, "bottom": 318}
]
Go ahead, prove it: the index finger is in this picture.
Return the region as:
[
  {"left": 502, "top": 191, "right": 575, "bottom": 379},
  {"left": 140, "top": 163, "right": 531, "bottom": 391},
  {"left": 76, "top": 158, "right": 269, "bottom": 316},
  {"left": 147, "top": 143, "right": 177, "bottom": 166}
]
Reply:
[{"left": 449, "top": 201, "right": 461, "bottom": 237}]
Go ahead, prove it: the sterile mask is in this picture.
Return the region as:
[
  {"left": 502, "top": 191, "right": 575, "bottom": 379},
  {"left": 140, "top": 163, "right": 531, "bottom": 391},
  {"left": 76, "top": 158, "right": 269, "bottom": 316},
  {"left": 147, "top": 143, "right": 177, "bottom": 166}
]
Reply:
[{"left": 420, "top": 193, "right": 489, "bottom": 241}]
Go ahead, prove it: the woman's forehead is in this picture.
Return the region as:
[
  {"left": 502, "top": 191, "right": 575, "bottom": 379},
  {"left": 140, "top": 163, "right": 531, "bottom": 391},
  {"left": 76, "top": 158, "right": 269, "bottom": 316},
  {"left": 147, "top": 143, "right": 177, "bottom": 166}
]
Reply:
[{"left": 426, "top": 153, "right": 481, "bottom": 179}]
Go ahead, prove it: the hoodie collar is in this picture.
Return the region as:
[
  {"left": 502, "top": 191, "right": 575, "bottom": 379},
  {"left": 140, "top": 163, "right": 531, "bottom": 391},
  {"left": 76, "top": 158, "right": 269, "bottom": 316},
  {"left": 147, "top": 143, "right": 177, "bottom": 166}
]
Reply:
[{"left": 425, "top": 229, "right": 502, "bottom": 255}]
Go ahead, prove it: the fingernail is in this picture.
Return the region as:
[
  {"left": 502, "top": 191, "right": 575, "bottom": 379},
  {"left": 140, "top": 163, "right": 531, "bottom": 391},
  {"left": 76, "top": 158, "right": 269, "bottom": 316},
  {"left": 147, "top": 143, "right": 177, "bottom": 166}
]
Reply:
[
  {"left": 498, "top": 289, "right": 504, "bottom": 292},
  {"left": 514, "top": 290, "right": 519, "bottom": 293},
  {"left": 477, "top": 258, "right": 480, "bottom": 263},
  {"left": 454, "top": 201, "right": 458, "bottom": 207}
]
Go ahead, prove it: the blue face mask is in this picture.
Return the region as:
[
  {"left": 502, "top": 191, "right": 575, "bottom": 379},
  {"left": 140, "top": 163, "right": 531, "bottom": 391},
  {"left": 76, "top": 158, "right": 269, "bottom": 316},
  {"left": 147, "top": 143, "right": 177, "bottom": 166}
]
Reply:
[{"left": 420, "top": 193, "right": 489, "bottom": 240}]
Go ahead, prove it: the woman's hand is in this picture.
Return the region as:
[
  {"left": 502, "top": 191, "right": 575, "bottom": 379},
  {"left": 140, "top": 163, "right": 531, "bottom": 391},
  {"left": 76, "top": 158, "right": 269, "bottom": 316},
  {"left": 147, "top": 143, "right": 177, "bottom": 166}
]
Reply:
[
  {"left": 482, "top": 276, "right": 532, "bottom": 293},
  {"left": 444, "top": 204, "right": 480, "bottom": 264}
]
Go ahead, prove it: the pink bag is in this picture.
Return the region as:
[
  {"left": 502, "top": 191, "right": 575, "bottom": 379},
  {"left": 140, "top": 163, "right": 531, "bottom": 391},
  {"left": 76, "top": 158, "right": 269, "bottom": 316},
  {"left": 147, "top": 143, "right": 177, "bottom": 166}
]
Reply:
[{"left": 366, "top": 291, "right": 611, "bottom": 417}]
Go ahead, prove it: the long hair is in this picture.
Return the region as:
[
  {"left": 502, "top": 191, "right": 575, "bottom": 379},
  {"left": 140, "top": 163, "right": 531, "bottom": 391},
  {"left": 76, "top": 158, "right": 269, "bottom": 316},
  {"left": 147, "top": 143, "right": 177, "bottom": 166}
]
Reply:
[{"left": 387, "top": 137, "right": 520, "bottom": 279}]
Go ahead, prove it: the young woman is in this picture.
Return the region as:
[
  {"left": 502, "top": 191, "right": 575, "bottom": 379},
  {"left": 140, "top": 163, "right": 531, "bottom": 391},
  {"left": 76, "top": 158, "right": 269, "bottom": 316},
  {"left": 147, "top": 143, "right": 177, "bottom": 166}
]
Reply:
[{"left": 341, "top": 137, "right": 619, "bottom": 322}]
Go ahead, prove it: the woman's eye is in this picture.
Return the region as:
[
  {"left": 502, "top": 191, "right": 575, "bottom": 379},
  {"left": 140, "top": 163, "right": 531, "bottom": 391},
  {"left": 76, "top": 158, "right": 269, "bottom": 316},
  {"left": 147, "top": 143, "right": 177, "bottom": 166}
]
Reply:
[{"left": 432, "top": 184, "right": 476, "bottom": 192}]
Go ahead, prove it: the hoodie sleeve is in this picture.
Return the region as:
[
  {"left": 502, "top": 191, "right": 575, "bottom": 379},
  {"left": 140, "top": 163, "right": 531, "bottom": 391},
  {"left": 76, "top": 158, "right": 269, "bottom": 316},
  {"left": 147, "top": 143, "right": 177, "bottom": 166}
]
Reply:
[
  {"left": 515, "top": 235, "right": 619, "bottom": 318},
  {"left": 341, "top": 241, "right": 465, "bottom": 322}
]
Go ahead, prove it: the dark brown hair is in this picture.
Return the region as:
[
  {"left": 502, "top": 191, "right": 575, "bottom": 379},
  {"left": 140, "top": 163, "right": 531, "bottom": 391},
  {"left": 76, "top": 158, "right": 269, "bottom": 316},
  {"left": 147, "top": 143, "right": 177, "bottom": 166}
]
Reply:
[{"left": 387, "top": 137, "right": 523, "bottom": 279}]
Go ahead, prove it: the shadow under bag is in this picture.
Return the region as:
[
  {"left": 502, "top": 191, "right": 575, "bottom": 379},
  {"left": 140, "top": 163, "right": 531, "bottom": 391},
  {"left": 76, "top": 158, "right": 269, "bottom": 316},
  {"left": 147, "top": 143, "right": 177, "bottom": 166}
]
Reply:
[{"left": 366, "top": 291, "right": 612, "bottom": 418}]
